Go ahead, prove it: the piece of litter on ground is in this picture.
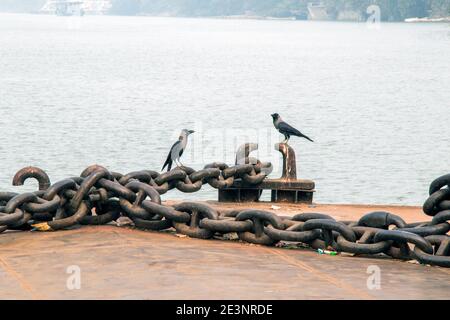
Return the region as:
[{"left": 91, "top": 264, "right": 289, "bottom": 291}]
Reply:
[
  {"left": 175, "top": 234, "right": 188, "bottom": 238},
  {"left": 271, "top": 205, "right": 281, "bottom": 210},
  {"left": 222, "top": 232, "right": 239, "bottom": 240},
  {"left": 116, "top": 216, "right": 134, "bottom": 227},
  {"left": 276, "top": 242, "right": 299, "bottom": 249},
  {"left": 340, "top": 252, "right": 355, "bottom": 257},
  {"left": 317, "top": 248, "right": 338, "bottom": 256}
]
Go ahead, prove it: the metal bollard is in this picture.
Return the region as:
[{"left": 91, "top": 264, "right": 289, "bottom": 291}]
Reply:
[{"left": 218, "top": 143, "right": 315, "bottom": 203}]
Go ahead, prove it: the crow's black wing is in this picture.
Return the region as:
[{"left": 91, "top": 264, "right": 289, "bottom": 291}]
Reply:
[
  {"left": 278, "top": 121, "right": 314, "bottom": 142},
  {"left": 278, "top": 121, "right": 302, "bottom": 136},
  {"left": 162, "top": 140, "right": 181, "bottom": 171}
]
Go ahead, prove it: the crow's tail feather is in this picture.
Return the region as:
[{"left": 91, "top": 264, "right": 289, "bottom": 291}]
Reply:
[
  {"left": 300, "top": 133, "right": 314, "bottom": 142},
  {"left": 162, "top": 153, "right": 173, "bottom": 172}
]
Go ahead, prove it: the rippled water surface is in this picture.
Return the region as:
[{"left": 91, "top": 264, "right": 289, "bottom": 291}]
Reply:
[{"left": 1, "top": 13, "right": 449, "bottom": 205}]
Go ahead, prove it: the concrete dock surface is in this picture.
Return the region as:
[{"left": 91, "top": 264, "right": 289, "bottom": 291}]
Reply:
[
  {"left": 0, "top": 202, "right": 448, "bottom": 300},
  {"left": 170, "top": 201, "right": 429, "bottom": 222}
]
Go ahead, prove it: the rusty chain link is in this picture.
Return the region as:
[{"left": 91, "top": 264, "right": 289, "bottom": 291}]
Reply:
[{"left": 1, "top": 165, "right": 449, "bottom": 268}]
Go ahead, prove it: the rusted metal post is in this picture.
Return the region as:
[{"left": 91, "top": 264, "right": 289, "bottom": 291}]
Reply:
[
  {"left": 218, "top": 142, "right": 315, "bottom": 203},
  {"left": 270, "top": 142, "right": 314, "bottom": 203},
  {"left": 275, "top": 143, "right": 297, "bottom": 180}
]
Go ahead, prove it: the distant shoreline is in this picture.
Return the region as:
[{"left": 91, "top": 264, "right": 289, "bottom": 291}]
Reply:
[{"left": 2, "top": 11, "right": 450, "bottom": 24}]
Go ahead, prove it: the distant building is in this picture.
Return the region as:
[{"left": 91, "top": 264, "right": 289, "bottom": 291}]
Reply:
[
  {"left": 307, "top": 2, "right": 329, "bottom": 21},
  {"left": 337, "top": 10, "right": 363, "bottom": 22},
  {"left": 40, "top": 0, "right": 112, "bottom": 16}
]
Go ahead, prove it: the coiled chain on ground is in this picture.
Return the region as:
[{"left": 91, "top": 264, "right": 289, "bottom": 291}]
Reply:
[{"left": 1, "top": 163, "right": 450, "bottom": 268}]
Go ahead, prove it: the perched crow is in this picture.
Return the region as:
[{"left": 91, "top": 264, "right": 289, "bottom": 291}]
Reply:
[
  {"left": 162, "top": 129, "right": 195, "bottom": 171},
  {"left": 271, "top": 113, "right": 313, "bottom": 143}
]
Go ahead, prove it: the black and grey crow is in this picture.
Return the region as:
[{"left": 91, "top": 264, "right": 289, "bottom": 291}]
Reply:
[
  {"left": 162, "top": 129, "right": 195, "bottom": 171},
  {"left": 271, "top": 113, "right": 313, "bottom": 143}
]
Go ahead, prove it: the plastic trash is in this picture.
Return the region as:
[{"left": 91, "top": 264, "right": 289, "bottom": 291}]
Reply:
[{"left": 317, "top": 248, "right": 338, "bottom": 256}]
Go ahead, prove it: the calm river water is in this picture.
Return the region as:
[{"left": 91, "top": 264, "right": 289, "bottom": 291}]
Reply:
[{"left": 0, "top": 13, "right": 449, "bottom": 205}]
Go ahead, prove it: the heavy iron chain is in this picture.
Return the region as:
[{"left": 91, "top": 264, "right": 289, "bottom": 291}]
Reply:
[{"left": 2, "top": 164, "right": 450, "bottom": 268}]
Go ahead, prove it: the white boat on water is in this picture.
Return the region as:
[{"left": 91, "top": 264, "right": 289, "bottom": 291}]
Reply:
[
  {"left": 40, "top": 0, "right": 112, "bottom": 16},
  {"left": 405, "top": 16, "right": 450, "bottom": 23}
]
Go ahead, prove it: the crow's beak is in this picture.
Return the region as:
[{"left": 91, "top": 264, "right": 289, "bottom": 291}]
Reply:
[
  {"left": 188, "top": 130, "right": 195, "bottom": 134},
  {"left": 271, "top": 114, "right": 275, "bottom": 118}
]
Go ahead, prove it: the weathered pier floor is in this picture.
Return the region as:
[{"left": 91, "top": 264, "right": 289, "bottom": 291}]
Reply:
[{"left": 0, "top": 202, "right": 448, "bottom": 300}]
